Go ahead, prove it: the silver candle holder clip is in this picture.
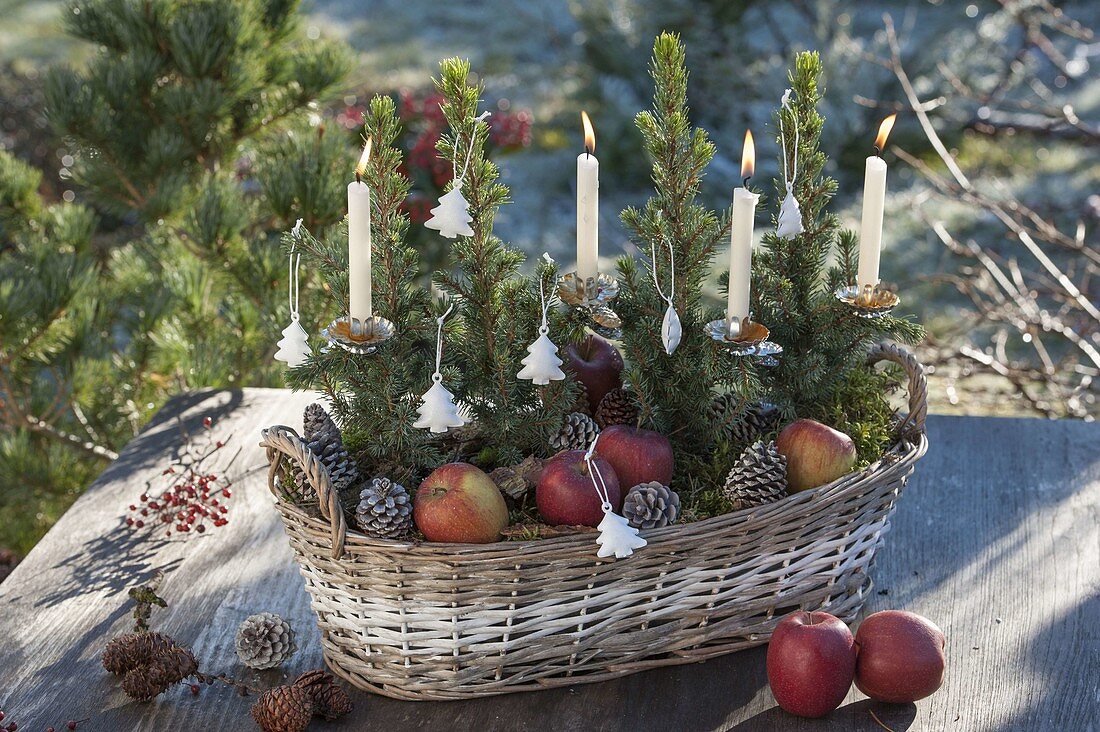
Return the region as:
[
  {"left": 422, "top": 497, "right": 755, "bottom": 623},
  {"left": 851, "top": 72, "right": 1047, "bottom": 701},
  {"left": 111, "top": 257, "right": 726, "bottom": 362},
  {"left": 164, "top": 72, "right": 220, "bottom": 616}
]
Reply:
[
  {"left": 557, "top": 271, "right": 622, "bottom": 339},
  {"left": 704, "top": 315, "right": 782, "bottom": 365},
  {"left": 321, "top": 315, "right": 396, "bottom": 355},
  {"left": 834, "top": 282, "right": 900, "bottom": 319}
]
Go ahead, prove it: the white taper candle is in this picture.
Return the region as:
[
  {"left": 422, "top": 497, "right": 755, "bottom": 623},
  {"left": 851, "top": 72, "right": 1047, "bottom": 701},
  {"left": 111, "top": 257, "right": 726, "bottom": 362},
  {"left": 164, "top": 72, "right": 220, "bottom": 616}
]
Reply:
[
  {"left": 857, "top": 115, "right": 896, "bottom": 290},
  {"left": 727, "top": 130, "right": 758, "bottom": 327},
  {"left": 577, "top": 111, "right": 599, "bottom": 282},
  {"left": 348, "top": 139, "right": 372, "bottom": 321}
]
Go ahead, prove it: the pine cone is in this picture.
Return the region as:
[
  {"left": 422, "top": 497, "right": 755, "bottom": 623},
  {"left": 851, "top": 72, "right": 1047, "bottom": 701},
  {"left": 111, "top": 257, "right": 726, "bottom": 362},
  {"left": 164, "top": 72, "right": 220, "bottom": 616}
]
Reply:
[
  {"left": 622, "top": 482, "right": 681, "bottom": 529},
  {"left": 291, "top": 403, "right": 358, "bottom": 502},
  {"left": 295, "top": 670, "right": 353, "bottom": 721},
  {"left": 594, "top": 388, "right": 639, "bottom": 429},
  {"left": 724, "top": 440, "right": 788, "bottom": 511},
  {"left": 235, "top": 613, "right": 296, "bottom": 670},
  {"left": 251, "top": 685, "right": 315, "bottom": 732},
  {"left": 489, "top": 455, "right": 545, "bottom": 500},
  {"left": 571, "top": 380, "right": 592, "bottom": 416},
  {"left": 104, "top": 632, "right": 197, "bottom": 701},
  {"left": 710, "top": 397, "right": 780, "bottom": 444},
  {"left": 354, "top": 477, "right": 413, "bottom": 539},
  {"left": 550, "top": 412, "right": 599, "bottom": 452}
]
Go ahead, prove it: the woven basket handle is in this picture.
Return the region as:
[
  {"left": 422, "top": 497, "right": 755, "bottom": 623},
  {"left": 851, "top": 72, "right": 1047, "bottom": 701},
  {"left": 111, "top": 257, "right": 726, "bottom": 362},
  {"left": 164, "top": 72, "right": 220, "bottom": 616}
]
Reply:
[
  {"left": 867, "top": 341, "right": 928, "bottom": 438},
  {"left": 259, "top": 425, "right": 347, "bottom": 559}
]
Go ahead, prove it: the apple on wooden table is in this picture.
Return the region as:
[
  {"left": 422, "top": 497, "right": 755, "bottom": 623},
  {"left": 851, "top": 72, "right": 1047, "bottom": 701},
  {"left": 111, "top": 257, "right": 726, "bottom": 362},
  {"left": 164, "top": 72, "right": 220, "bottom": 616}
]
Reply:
[
  {"left": 766, "top": 610, "right": 857, "bottom": 718},
  {"left": 855, "top": 610, "right": 947, "bottom": 703},
  {"left": 414, "top": 463, "right": 508, "bottom": 543},
  {"left": 537, "top": 449, "right": 621, "bottom": 526}
]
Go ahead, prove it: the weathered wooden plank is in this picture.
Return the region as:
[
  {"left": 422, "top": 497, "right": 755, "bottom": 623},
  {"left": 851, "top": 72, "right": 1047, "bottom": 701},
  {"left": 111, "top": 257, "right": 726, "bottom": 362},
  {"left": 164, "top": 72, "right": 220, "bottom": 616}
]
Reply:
[{"left": 0, "top": 391, "right": 1096, "bottom": 731}]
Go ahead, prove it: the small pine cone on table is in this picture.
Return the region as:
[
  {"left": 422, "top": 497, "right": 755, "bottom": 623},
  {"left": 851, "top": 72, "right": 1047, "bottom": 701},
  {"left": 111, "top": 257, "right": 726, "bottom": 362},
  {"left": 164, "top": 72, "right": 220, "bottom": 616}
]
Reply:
[
  {"left": 354, "top": 477, "right": 414, "bottom": 539},
  {"left": 103, "top": 631, "right": 169, "bottom": 675},
  {"left": 595, "top": 387, "right": 639, "bottom": 429},
  {"left": 622, "top": 482, "right": 681, "bottom": 529},
  {"left": 251, "top": 684, "right": 315, "bottom": 732},
  {"left": 235, "top": 612, "right": 296, "bottom": 670},
  {"left": 724, "top": 440, "right": 788, "bottom": 511},
  {"left": 103, "top": 631, "right": 198, "bottom": 701},
  {"left": 549, "top": 412, "right": 599, "bottom": 452},
  {"left": 295, "top": 669, "right": 353, "bottom": 721}
]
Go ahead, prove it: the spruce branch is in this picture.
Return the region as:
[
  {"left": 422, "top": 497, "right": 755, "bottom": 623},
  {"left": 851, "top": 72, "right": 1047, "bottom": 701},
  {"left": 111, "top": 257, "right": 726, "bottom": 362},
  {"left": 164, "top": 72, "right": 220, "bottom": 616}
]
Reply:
[{"left": 615, "top": 32, "right": 746, "bottom": 473}]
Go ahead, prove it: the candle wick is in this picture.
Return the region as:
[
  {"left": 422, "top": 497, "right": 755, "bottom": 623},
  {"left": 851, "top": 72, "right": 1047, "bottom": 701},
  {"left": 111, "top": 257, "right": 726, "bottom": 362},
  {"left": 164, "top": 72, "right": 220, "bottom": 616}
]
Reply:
[
  {"left": 585, "top": 145, "right": 592, "bottom": 158},
  {"left": 742, "top": 176, "right": 751, "bottom": 188},
  {"left": 355, "top": 171, "right": 362, "bottom": 185},
  {"left": 873, "top": 145, "right": 882, "bottom": 158}
]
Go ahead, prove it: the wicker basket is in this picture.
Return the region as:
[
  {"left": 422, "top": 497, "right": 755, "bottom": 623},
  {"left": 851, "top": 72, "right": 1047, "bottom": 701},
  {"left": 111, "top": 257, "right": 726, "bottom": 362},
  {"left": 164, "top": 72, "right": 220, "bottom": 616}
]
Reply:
[{"left": 260, "top": 342, "right": 928, "bottom": 701}]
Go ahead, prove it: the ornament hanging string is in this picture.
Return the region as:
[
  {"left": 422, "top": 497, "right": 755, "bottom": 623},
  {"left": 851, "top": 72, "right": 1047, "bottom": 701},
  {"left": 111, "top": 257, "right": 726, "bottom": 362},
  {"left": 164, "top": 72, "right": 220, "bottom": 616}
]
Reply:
[
  {"left": 583, "top": 435, "right": 614, "bottom": 513},
  {"left": 779, "top": 89, "right": 799, "bottom": 189},
  {"left": 649, "top": 217, "right": 682, "bottom": 355},
  {"left": 432, "top": 302, "right": 456, "bottom": 382},
  {"left": 288, "top": 218, "right": 303, "bottom": 322},
  {"left": 649, "top": 237, "right": 675, "bottom": 309},
  {"left": 453, "top": 111, "right": 492, "bottom": 184},
  {"left": 537, "top": 276, "right": 551, "bottom": 334}
]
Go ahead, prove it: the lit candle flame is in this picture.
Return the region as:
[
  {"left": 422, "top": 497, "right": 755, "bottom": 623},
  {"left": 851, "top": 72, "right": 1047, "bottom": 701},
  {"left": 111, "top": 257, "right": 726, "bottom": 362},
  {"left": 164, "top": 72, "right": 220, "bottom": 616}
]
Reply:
[
  {"left": 874, "top": 114, "right": 896, "bottom": 154},
  {"left": 355, "top": 137, "right": 373, "bottom": 179},
  {"left": 581, "top": 111, "right": 596, "bottom": 154},
  {"left": 740, "top": 130, "right": 755, "bottom": 182}
]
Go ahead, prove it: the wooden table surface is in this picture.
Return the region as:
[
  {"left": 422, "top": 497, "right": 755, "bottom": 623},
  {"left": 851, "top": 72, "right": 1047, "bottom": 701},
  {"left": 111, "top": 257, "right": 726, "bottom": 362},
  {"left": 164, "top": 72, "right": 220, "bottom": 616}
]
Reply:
[{"left": 0, "top": 388, "right": 1097, "bottom": 731}]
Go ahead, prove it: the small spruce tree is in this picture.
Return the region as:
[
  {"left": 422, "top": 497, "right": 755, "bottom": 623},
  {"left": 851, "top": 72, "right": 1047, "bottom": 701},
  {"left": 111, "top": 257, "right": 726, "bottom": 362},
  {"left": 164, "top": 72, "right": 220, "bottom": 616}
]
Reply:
[
  {"left": 430, "top": 59, "right": 577, "bottom": 467},
  {"left": 753, "top": 52, "right": 923, "bottom": 458}
]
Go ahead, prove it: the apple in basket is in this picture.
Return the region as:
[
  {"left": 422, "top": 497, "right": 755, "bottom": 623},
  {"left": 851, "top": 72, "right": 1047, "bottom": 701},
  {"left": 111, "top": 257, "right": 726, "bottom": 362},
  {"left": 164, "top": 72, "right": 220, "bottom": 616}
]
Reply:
[
  {"left": 564, "top": 335, "right": 624, "bottom": 413},
  {"left": 777, "top": 419, "right": 858, "bottom": 492},
  {"left": 594, "top": 425, "right": 674, "bottom": 488},
  {"left": 855, "top": 610, "right": 947, "bottom": 703},
  {"left": 414, "top": 463, "right": 509, "bottom": 543},
  {"left": 537, "top": 450, "right": 621, "bottom": 527},
  {"left": 767, "top": 610, "right": 857, "bottom": 718}
]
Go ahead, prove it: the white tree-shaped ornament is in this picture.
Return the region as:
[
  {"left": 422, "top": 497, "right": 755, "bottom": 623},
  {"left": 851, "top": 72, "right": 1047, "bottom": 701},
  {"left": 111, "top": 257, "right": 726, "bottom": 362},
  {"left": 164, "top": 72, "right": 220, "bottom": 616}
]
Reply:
[
  {"left": 586, "top": 436, "right": 646, "bottom": 559},
  {"left": 413, "top": 304, "right": 466, "bottom": 434},
  {"left": 776, "top": 89, "right": 805, "bottom": 239},
  {"left": 274, "top": 219, "right": 312, "bottom": 367},
  {"left": 517, "top": 272, "right": 566, "bottom": 385},
  {"left": 651, "top": 235, "right": 682, "bottom": 355},
  {"left": 275, "top": 320, "right": 310, "bottom": 367},
  {"left": 424, "top": 181, "right": 474, "bottom": 239},
  {"left": 425, "top": 111, "right": 490, "bottom": 240}
]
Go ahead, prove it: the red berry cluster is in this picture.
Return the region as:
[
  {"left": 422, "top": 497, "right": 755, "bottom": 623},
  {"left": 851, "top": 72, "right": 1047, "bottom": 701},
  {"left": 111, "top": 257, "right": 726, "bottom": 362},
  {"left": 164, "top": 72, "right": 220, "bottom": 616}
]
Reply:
[
  {"left": 126, "top": 416, "right": 235, "bottom": 538},
  {"left": 0, "top": 708, "right": 85, "bottom": 731}
]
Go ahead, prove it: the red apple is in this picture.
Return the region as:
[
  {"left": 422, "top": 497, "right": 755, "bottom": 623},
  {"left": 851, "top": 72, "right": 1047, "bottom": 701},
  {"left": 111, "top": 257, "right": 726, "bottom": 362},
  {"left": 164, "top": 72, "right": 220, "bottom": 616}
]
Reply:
[
  {"left": 594, "top": 424, "right": 673, "bottom": 489},
  {"left": 564, "top": 335, "right": 624, "bottom": 413},
  {"left": 767, "top": 610, "right": 857, "bottom": 718},
  {"left": 855, "top": 610, "right": 946, "bottom": 703},
  {"left": 414, "top": 463, "right": 508, "bottom": 543},
  {"left": 776, "top": 419, "right": 858, "bottom": 492},
  {"left": 537, "top": 450, "right": 621, "bottom": 526}
]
